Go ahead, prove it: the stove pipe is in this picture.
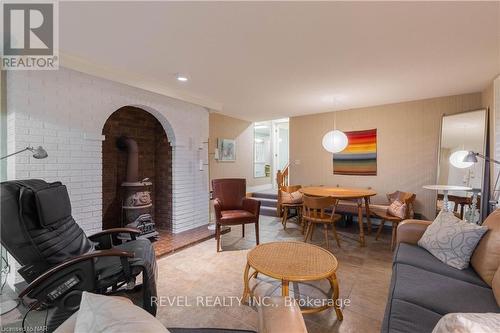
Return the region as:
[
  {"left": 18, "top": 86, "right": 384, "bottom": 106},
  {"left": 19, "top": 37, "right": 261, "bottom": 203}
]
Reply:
[{"left": 117, "top": 136, "right": 139, "bottom": 183}]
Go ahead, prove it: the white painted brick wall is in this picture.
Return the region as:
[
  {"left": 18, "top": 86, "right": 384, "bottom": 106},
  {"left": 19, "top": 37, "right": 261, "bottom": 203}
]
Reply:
[{"left": 6, "top": 68, "right": 209, "bottom": 234}]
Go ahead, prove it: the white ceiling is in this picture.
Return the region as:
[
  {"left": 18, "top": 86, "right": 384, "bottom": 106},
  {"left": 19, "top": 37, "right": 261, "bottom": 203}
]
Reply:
[{"left": 60, "top": 2, "right": 500, "bottom": 121}]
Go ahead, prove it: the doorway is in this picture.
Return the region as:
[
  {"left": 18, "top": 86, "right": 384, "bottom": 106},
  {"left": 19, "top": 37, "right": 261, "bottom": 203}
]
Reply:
[
  {"left": 273, "top": 119, "right": 289, "bottom": 189},
  {"left": 252, "top": 118, "right": 289, "bottom": 191}
]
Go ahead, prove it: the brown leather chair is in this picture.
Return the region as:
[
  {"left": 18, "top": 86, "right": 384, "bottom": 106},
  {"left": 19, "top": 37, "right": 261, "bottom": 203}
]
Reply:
[{"left": 212, "top": 178, "right": 261, "bottom": 252}]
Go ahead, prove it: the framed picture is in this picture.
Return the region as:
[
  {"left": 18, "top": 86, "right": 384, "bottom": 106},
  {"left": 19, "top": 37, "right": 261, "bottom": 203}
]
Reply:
[
  {"left": 332, "top": 129, "right": 377, "bottom": 176},
  {"left": 218, "top": 138, "right": 236, "bottom": 162}
]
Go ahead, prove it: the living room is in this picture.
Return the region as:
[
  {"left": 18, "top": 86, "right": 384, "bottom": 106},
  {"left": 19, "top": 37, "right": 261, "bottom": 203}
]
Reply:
[{"left": 1, "top": 1, "right": 499, "bottom": 333}]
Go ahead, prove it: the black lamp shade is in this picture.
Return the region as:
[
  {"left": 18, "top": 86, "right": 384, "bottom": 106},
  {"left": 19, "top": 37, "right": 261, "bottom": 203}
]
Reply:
[{"left": 463, "top": 151, "right": 478, "bottom": 163}]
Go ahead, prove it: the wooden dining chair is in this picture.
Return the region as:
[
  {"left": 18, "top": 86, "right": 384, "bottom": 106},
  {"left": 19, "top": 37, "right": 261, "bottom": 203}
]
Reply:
[
  {"left": 302, "top": 195, "right": 342, "bottom": 249},
  {"left": 374, "top": 191, "right": 416, "bottom": 250},
  {"left": 437, "top": 193, "right": 473, "bottom": 219},
  {"left": 279, "top": 185, "right": 304, "bottom": 231}
]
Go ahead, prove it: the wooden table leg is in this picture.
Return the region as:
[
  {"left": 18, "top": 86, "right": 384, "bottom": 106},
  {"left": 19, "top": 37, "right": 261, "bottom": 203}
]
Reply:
[
  {"left": 328, "top": 274, "right": 344, "bottom": 321},
  {"left": 391, "top": 222, "right": 397, "bottom": 251},
  {"left": 242, "top": 263, "right": 251, "bottom": 302},
  {"left": 282, "top": 280, "right": 289, "bottom": 297},
  {"left": 282, "top": 207, "right": 288, "bottom": 229},
  {"left": 357, "top": 199, "right": 365, "bottom": 247},
  {"left": 304, "top": 221, "right": 312, "bottom": 242},
  {"left": 299, "top": 206, "right": 305, "bottom": 234},
  {"left": 364, "top": 197, "right": 372, "bottom": 235}
]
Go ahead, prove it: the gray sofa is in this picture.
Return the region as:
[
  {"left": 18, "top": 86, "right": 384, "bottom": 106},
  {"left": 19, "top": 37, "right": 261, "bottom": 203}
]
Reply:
[{"left": 382, "top": 217, "right": 500, "bottom": 333}]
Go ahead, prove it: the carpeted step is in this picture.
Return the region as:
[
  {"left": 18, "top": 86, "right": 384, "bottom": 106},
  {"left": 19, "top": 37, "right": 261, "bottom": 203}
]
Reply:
[
  {"left": 259, "top": 206, "right": 277, "bottom": 217},
  {"left": 255, "top": 197, "right": 277, "bottom": 208},
  {"left": 251, "top": 192, "right": 277, "bottom": 200}
]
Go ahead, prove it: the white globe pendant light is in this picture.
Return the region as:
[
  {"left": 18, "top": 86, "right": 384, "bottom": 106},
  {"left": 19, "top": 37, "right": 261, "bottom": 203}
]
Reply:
[
  {"left": 449, "top": 150, "right": 474, "bottom": 169},
  {"left": 322, "top": 130, "right": 348, "bottom": 153},
  {"left": 449, "top": 125, "right": 474, "bottom": 169},
  {"left": 322, "top": 110, "right": 348, "bottom": 153}
]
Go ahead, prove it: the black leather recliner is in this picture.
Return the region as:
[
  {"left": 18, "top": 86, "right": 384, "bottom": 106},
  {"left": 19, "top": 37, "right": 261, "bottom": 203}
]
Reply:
[{"left": 0, "top": 179, "right": 157, "bottom": 331}]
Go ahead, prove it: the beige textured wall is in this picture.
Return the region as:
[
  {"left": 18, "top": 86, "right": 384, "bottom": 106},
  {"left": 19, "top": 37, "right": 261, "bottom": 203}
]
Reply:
[
  {"left": 209, "top": 112, "right": 272, "bottom": 189},
  {"left": 484, "top": 76, "right": 500, "bottom": 204},
  {"left": 290, "top": 93, "right": 483, "bottom": 219},
  {"left": 482, "top": 83, "right": 494, "bottom": 115},
  {"left": 482, "top": 82, "right": 495, "bottom": 188},
  {"left": 482, "top": 82, "right": 494, "bottom": 147}
]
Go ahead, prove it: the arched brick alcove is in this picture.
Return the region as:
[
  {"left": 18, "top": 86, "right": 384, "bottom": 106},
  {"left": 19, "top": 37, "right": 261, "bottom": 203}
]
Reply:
[{"left": 102, "top": 106, "right": 173, "bottom": 231}]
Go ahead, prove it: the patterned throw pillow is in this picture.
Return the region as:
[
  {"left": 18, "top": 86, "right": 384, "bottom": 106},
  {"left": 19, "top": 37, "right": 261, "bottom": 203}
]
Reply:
[
  {"left": 418, "top": 211, "right": 488, "bottom": 270},
  {"left": 387, "top": 200, "right": 407, "bottom": 219},
  {"left": 387, "top": 191, "right": 403, "bottom": 203},
  {"left": 432, "top": 313, "right": 500, "bottom": 333},
  {"left": 281, "top": 190, "right": 303, "bottom": 204}
]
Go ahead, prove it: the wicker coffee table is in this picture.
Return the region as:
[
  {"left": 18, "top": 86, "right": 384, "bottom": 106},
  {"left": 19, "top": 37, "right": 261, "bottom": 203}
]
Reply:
[{"left": 242, "top": 241, "right": 343, "bottom": 320}]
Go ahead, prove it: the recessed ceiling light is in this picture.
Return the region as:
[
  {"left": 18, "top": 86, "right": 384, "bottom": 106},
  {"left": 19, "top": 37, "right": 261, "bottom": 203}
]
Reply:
[{"left": 176, "top": 74, "right": 188, "bottom": 82}]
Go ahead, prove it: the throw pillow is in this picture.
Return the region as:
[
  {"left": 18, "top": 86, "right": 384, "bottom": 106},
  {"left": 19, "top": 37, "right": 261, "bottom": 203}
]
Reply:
[
  {"left": 492, "top": 266, "right": 500, "bottom": 306},
  {"left": 418, "top": 211, "right": 488, "bottom": 270},
  {"left": 387, "top": 191, "right": 403, "bottom": 203},
  {"left": 432, "top": 313, "right": 500, "bottom": 333},
  {"left": 74, "top": 292, "right": 169, "bottom": 333},
  {"left": 387, "top": 200, "right": 407, "bottom": 219},
  {"left": 281, "top": 190, "right": 303, "bottom": 204}
]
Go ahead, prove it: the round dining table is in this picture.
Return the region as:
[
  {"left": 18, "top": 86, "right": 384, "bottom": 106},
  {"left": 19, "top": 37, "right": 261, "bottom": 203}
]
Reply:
[{"left": 300, "top": 186, "right": 377, "bottom": 247}]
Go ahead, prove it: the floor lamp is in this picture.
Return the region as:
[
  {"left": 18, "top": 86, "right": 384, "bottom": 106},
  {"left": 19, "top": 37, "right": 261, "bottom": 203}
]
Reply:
[
  {"left": 463, "top": 151, "right": 500, "bottom": 212},
  {"left": 0, "top": 145, "right": 48, "bottom": 315},
  {"left": 0, "top": 146, "right": 48, "bottom": 160}
]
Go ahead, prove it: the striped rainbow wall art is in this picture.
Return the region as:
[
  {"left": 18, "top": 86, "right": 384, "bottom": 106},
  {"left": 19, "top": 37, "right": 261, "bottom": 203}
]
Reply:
[{"left": 332, "top": 129, "right": 377, "bottom": 176}]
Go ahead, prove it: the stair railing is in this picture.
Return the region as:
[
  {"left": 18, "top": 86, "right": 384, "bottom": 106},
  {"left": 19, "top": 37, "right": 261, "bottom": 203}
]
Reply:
[{"left": 276, "top": 163, "right": 289, "bottom": 217}]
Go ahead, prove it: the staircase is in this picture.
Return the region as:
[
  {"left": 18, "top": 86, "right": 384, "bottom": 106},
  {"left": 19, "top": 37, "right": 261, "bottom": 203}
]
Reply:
[
  {"left": 250, "top": 163, "right": 290, "bottom": 217},
  {"left": 251, "top": 191, "right": 278, "bottom": 217}
]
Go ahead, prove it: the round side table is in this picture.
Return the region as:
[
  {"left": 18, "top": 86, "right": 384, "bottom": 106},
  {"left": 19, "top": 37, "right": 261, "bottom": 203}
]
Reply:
[
  {"left": 423, "top": 185, "right": 472, "bottom": 212},
  {"left": 242, "top": 241, "right": 343, "bottom": 320}
]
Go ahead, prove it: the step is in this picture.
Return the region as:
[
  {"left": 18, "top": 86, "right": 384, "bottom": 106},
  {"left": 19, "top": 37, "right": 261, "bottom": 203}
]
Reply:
[
  {"left": 260, "top": 206, "right": 277, "bottom": 217},
  {"left": 255, "top": 197, "right": 278, "bottom": 208},
  {"left": 251, "top": 191, "right": 277, "bottom": 200}
]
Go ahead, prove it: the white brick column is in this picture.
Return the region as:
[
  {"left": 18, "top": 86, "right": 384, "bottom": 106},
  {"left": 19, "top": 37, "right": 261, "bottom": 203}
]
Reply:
[{"left": 6, "top": 68, "right": 209, "bottom": 234}]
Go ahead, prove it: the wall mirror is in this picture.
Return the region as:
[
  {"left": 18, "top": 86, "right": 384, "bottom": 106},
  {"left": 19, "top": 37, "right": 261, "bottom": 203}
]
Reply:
[
  {"left": 254, "top": 121, "right": 272, "bottom": 178},
  {"left": 437, "top": 109, "right": 487, "bottom": 222}
]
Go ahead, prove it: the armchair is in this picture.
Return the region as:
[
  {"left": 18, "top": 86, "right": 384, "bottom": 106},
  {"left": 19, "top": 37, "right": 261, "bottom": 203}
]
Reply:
[
  {"left": 212, "top": 179, "right": 261, "bottom": 252},
  {"left": 373, "top": 191, "right": 416, "bottom": 250},
  {"left": 0, "top": 179, "right": 157, "bottom": 332}
]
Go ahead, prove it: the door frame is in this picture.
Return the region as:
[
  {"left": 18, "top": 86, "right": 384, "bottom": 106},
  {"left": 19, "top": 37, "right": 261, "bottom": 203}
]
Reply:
[{"left": 272, "top": 118, "right": 289, "bottom": 189}]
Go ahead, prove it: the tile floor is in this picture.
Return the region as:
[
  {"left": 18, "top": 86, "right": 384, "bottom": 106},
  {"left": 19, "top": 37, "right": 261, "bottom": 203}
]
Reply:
[
  {"left": 1, "top": 215, "right": 394, "bottom": 333},
  {"left": 156, "top": 215, "right": 394, "bottom": 333}
]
